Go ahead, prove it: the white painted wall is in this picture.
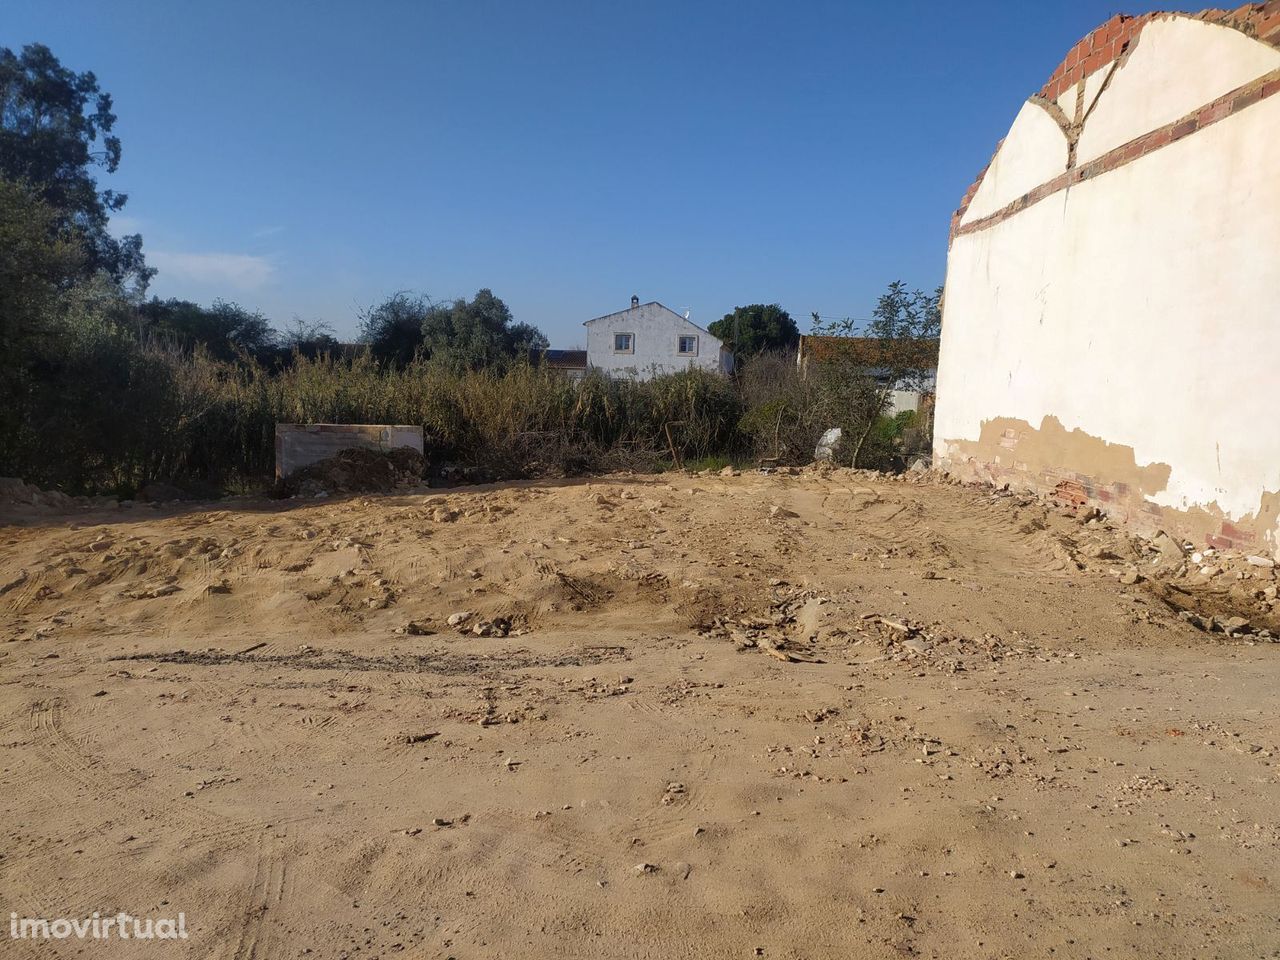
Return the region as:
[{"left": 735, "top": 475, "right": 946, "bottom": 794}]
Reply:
[
  {"left": 962, "top": 101, "right": 1068, "bottom": 223},
  {"left": 936, "top": 18, "right": 1280, "bottom": 547},
  {"left": 888, "top": 390, "right": 922, "bottom": 416},
  {"left": 1077, "top": 18, "right": 1280, "bottom": 163},
  {"left": 585, "top": 302, "right": 732, "bottom": 379}
]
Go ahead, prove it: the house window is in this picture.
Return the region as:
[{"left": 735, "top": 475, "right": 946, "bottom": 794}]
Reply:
[
  {"left": 614, "top": 333, "right": 634, "bottom": 353},
  {"left": 678, "top": 335, "right": 698, "bottom": 356}
]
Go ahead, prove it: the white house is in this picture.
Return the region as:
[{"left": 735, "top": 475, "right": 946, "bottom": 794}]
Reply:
[{"left": 584, "top": 296, "right": 733, "bottom": 379}]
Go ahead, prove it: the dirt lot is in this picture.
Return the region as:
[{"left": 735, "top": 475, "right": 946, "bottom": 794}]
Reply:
[{"left": 2, "top": 469, "right": 1278, "bottom": 959}]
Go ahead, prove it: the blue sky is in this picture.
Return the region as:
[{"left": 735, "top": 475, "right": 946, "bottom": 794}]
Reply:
[{"left": 7, "top": 1, "right": 1205, "bottom": 345}]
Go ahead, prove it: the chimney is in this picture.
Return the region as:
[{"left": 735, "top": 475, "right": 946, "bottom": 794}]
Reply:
[{"left": 630, "top": 295, "right": 639, "bottom": 308}]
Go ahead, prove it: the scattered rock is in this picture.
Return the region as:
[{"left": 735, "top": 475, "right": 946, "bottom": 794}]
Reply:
[
  {"left": 278, "top": 446, "right": 427, "bottom": 498},
  {"left": 814, "top": 427, "right": 842, "bottom": 462},
  {"left": 471, "top": 617, "right": 511, "bottom": 638},
  {"left": 902, "top": 636, "right": 931, "bottom": 656},
  {"left": 1151, "top": 532, "right": 1185, "bottom": 564}
]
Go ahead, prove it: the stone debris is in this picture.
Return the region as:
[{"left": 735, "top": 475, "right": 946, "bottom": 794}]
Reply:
[
  {"left": 661, "top": 782, "right": 687, "bottom": 805},
  {"left": 1151, "top": 531, "right": 1186, "bottom": 564},
  {"left": 471, "top": 617, "right": 511, "bottom": 638},
  {"left": 814, "top": 428, "right": 842, "bottom": 462},
  {"left": 278, "top": 446, "right": 427, "bottom": 497}
]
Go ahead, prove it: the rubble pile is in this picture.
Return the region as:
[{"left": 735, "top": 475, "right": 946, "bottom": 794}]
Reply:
[
  {"left": 279, "top": 446, "right": 427, "bottom": 497},
  {"left": 0, "top": 477, "right": 118, "bottom": 512},
  {"left": 701, "top": 584, "right": 1042, "bottom": 672},
  {"left": 895, "top": 467, "right": 1277, "bottom": 640}
]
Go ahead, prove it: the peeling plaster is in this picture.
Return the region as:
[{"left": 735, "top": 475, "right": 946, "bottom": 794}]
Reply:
[{"left": 944, "top": 416, "right": 1280, "bottom": 554}]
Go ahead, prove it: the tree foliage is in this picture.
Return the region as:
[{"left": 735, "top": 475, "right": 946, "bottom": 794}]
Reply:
[
  {"left": 0, "top": 43, "right": 153, "bottom": 292},
  {"left": 359, "top": 289, "right": 546, "bottom": 370},
  {"left": 138, "top": 297, "right": 276, "bottom": 361},
  {"left": 0, "top": 180, "right": 88, "bottom": 448},
  {"left": 422, "top": 288, "right": 547, "bottom": 370},
  {"left": 358, "top": 292, "right": 431, "bottom": 365},
  {"left": 0, "top": 179, "right": 85, "bottom": 361},
  {"left": 810, "top": 281, "right": 941, "bottom": 466},
  {"left": 278, "top": 316, "right": 338, "bottom": 354},
  {"left": 708, "top": 303, "right": 799, "bottom": 358}
]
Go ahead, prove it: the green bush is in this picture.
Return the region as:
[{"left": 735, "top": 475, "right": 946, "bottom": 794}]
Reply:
[{"left": 2, "top": 325, "right": 919, "bottom": 493}]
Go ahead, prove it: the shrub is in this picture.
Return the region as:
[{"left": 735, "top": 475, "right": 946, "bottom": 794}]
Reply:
[{"left": 2, "top": 333, "right": 917, "bottom": 494}]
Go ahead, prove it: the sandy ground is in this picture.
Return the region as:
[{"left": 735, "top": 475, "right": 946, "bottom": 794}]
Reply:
[{"left": 2, "top": 469, "right": 1279, "bottom": 959}]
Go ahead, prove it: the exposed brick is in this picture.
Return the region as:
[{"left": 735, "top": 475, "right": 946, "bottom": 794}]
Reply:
[
  {"left": 957, "top": 9, "right": 1280, "bottom": 242},
  {"left": 1053, "top": 480, "right": 1089, "bottom": 508},
  {"left": 1221, "top": 521, "right": 1256, "bottom": 543},
  {"left": 1082, "top": 49, "right": 1109, "bottom": 74},
  {"left": 1232, "top": 85, "right": 1265, "bottom": 111},
  {"left": 1199, "top": 99, "right": 1233, "bottom": 124}
]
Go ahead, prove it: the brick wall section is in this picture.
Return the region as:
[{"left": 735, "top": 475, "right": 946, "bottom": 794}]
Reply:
[
  {"left": 949, "top": 153, "right": 995, "bottom": 237},
  {"left": 1040, "top": 4, "right": 1280, "bottom": 102},
  {"left": 953, "top": 65, "right": 1280, "bottom": 238},
  {"left": 1039, "top": 13, "right": 1150, "bottom": 104},
  {"left": 951, "top": 3, "right": 1280, "bottom": 236}
]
